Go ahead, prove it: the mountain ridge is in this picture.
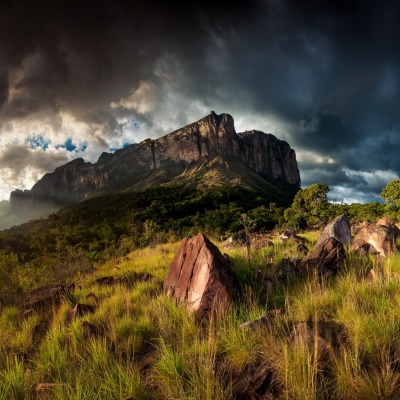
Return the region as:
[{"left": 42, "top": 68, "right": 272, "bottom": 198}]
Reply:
[{"left": 10, "top": 112, "right": 300, "bottom": 212}]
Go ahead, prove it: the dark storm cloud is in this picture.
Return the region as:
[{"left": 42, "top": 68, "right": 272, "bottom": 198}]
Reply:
[
  {"left": 0, "top": 0, "right": 262, "bottom": 122},
  {"left": 1, "top": 0, "right": 400, "bottom": 201},
  {"left": 0, "top": 144, "right": 68, "bottom": 181}
]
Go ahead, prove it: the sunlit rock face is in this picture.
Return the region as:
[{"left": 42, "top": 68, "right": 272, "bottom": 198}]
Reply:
[
  {"left": 10, "top": 112, "right": 300, "bottom": 209},
  {"left": 163, "top": 233, "right": 239, "bottom": 320}
]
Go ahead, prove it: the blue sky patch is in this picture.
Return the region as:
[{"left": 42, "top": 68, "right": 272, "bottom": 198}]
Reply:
[
  {"left": 56, "top": 138, "right": 77, "bottom": 152},
  {"left": 25, "top": 135, "right": 50, "bottom": 151}
]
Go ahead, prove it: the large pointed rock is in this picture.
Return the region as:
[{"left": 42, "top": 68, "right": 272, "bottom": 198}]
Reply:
[
  {"left": 164, "top": 233, "right": 239, "bottom": 319},
  {"left": 300, "top": 237, "right": 346, "bottom": 276},
  {"left": 315, "top": 214, "right": 351, "bottom": 248}
]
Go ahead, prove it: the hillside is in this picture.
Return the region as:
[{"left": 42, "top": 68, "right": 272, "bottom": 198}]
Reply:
[{"left": 1, "top": 229, "right": 400, "bottom": 399}]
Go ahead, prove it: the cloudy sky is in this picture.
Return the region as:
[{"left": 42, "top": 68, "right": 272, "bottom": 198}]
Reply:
[{"left": 0, "top": 0, "right": 399, "bottom": 203}]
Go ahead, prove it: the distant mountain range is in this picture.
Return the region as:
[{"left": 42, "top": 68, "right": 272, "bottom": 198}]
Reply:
[
  {"left": 0, "top": 112, "right": 300, "bottom": 229},
  {"left": 9, "top": 112, "right": 300, "bottom": 216}
]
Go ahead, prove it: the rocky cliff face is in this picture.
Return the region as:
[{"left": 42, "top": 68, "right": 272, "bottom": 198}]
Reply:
[{"left": 10, "top": 112, "right": 300, "bottom": 211}]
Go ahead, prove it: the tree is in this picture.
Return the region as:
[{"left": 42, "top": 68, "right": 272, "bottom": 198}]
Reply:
[
  {"left": 381, "top": 179, "right": 400, "bottom": 210},
  {"left": 284, "top": 183, "right": 332, "bottom": 228}
]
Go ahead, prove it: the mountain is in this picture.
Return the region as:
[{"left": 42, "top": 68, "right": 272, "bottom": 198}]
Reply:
[{"left": 9, "top": 112, "right": 300, "bottom": 213}]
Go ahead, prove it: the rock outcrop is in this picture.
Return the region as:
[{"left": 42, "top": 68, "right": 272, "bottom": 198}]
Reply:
[
  {"left": 10, "top": 112, "right": 300, "bottom": 210},
  {"left": 163, "top": 233, "right": 239, "bottom": 319},
  {"left": 351, "top": 221, "right": 398, "bottom": 257},
  {"left": 300, "top": 237, "right": 346, "bottom": 276},
  {"left": 315, "top": 214, "right": 351, "bottom": 248},
  {"left": 22, "top": 283, "right": 75, "bottom": 312}
]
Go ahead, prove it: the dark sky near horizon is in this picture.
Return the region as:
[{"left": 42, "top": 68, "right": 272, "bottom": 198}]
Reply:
[{"left": 0, "top": 0, "right": 399, "bottom": 202}]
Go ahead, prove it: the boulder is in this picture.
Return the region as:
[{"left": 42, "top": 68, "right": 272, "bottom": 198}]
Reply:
[
  {"left": 280, "top": 229, "right": 306, "bottom": 243},
  {"left": 290, "top": 320, "right": 346, "bottom": 360},
  {"left": 351, "top": 223, "right": 398, "bottom": 257},
  {"left": 377, "top": 218, "right": 400, "bottom": 239},
  {"left": 277, "top": 258, "right": 297, "bottom": 280},
  {"left": 231, "top": 363, "right": 275, "bottom": 400},
  {"left": 300, "top": 237, "right": 346, "bottom": 276},
  {"left": 22, "top": 283, "right": 75, "bottom": 312},
  {"left": 164, "top": 233, "right": 239, "bottom": 320},
  {"left": 315, "top": 214, "right": 351, "bottom": 248},
  {"left": 252, "top": 266, "right": 273, "bottom": 293},
  {"left": 222, "top": 231, "right": 249, "bottom": 249},
  {"left": 94, "top": 276, "right": 115, "bottom": 286},
  {"left": 251, "top": 238, "right": 274, "bottom": 251}
]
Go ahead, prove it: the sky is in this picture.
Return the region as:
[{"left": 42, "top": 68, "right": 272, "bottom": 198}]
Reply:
[{"left": 0, "top": 0, "right": 399, "bottom": 203}]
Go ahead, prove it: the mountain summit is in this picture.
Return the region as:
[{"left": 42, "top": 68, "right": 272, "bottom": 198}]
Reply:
[{"left": 10, "top": 112, "right": 300, "bottom": 212}]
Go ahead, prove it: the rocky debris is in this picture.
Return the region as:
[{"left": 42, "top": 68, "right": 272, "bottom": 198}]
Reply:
[
  {"left": 279, "top": 229, "right": 295, "bottom": 241},
  {"left": 279, "top": 229, "right": 307, "bottom": 243},
  {"left": 66, "top": 303, "right": 95, "bottom": 324},
  {"left": 300, "top": 238, "right": 346, "bottom": 276},
  {"left": 32, "top": 321, "right": 50, "bottom": 345},
  {"left": 351, "top": 222, "right": 398, "bottom": 257},
  {"left": 290, "top": 320, "right": 345, "bottom": 360},
  {"left": 119, "top": 271, "right": 153, "bottom": 286},
  {"left": 232, "top": 363, "right": 275, "bottom": 400},
  {"left": 251, "top": 238, "right": 274, "bottom": 251},
  {"left": 163, "top": 233, "right": 239, "bottom": 320},
  {"left": 240, "top": 309, "right": 284, "bottom": 330},
  {"left": 136, "top": 344, "right": 159, "bottom": 372},
  {"left": 315, "top": 214, "right": 351, "bottom": 248},
  {"left": 222, "top": 231, "right": 249, "bottom": 249},
  {"left": 94, "top": 276, "right": 115, "bottom": 286},
  {"left": 11, "top": 112, "right": 300, "bottom": 212},
  {"left": 252, "top": 266, "right": 274, "bottom": 293},
  {"left": 22, "top": 283, "right": 75, "bottom": 311},
  {"left": 277, "top": 258, "right": 297, "bottom": 280},
  {"left": 93, "top": 272, "right": 153, "bottom": 288}
]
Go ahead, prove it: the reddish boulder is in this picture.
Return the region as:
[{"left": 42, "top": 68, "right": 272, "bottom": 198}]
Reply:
[
  {"left": 377, "top": 218, "right": 400, "bottom": 240},
  {"left": 300, "top": 237, "right": 346, "bottom": 276},
  {"left": 164, "top": 233, "right": 239, "bottom": 319},
  {"left": 351, "top": 222, "right": 398, "bottom": 257}
]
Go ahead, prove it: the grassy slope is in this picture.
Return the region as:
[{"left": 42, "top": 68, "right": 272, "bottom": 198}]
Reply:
[{"left": 1, "top": 235, "right": 400, "bottom": 399}]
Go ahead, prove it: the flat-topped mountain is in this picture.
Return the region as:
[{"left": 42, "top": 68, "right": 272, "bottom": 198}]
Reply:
[{"left": 10, "top": 112, "right": 300, "bottom": 212}]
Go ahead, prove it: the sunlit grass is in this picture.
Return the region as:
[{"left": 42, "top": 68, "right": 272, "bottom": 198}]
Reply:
[{"left": 1, "top": 241, "right": 400, "bottom": 398}]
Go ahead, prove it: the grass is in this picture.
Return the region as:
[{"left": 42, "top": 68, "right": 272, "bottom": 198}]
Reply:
[{"left": 1, "top": 237, "right": 400, "bottom": 399}]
